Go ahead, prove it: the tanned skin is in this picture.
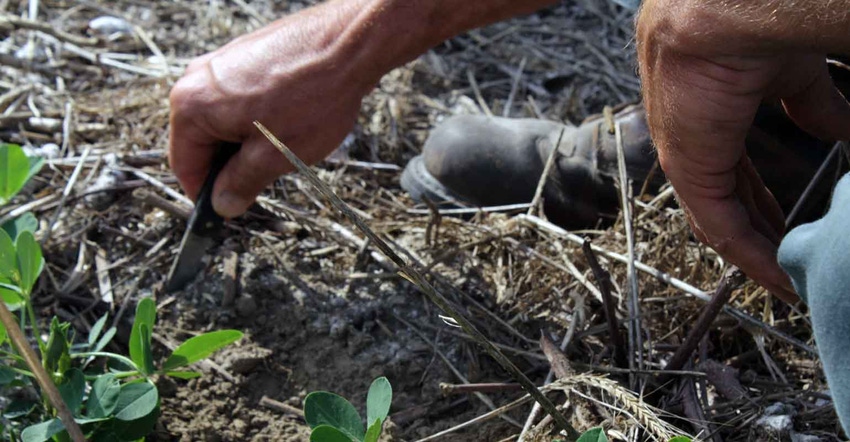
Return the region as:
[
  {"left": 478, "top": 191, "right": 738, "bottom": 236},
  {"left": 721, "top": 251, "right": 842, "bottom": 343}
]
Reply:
[{"left": 636, "top": 0, "right": 850, "bottom": 301}]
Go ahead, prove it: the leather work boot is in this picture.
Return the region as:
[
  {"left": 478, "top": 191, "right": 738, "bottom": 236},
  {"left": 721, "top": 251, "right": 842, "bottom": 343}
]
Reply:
[
  {"left": 401, "top": 104, "right": 665, "bottom": 229},
  {"left": 401, "top": 104, "right": 837, "bottom": 230}
]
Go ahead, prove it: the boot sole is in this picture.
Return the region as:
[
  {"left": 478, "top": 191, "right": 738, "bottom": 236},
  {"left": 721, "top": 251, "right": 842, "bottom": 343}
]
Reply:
[{"left": 400, "top": 156, "right": 466, "bottom": 207}]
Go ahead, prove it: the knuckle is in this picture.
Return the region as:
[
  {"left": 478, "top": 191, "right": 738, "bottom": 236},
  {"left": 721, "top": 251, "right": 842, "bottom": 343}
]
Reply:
[
  {"left": 169, "top": 63, "right": 215, "bottom": 113},
  {"left": 168, "top": 77, "right": 196, "bottom": 112}
]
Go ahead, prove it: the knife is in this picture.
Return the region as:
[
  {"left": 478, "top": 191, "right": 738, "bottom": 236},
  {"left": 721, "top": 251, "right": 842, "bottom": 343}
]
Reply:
[{"left": 165, "top": 144, "right": 239, "bottom": 293}]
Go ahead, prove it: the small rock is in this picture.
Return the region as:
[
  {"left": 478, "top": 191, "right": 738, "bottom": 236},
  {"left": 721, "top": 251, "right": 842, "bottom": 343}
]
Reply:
[
  {"left": 235, "top": 294, "right": 258, "bottom": 318},
  {"left": 220, "top": 346, "right": 273, "bottom": 374},
  {"left": 23, "top": 143, "right": 60, "bottom": 160},
  {"left": 84, "top": 154, "right": 126, "bottom": 210},
  {"left": 232, "top": 418, "right": 247, "bottom": 433},
  {"left": 328, "top": 315, "right": 349, "bottom": 340},
  {"left": 756, "top": 414, "right": 793, "bottom": 433},
  {"left": 14, "top": 41, "right": 47, "bottom": 61},
  {"left": 88, "top": 16, "right": 133, "bottom": 38},
  {"left": 754, "top": 402, "right": 797, "bottom": 441},
  {"left": 764, "top": 402, "right": 796, "bottom": 417}
]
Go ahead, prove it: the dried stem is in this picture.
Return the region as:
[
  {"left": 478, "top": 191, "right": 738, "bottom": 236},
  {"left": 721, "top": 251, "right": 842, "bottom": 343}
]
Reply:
[
  {"left": 581, "top": 238, "right": 627, "bottom": 367},
  {"left": 614, "top": 120, "right": 643, "bottom": 386},
  {"left": 664, "top": 268, "right": 745, "bottom": 374},
  {"left": 440, "top": 382, "right": 523, "bottom": 395}
]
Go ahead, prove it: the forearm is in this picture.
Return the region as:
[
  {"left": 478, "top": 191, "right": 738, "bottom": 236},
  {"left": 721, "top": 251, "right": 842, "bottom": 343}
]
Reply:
[
  {"left": 342, "top": 0, "right": 557, "bottom": 75},
  {"left": 259, "top": 0, "right": 557, "bottom": 89}
]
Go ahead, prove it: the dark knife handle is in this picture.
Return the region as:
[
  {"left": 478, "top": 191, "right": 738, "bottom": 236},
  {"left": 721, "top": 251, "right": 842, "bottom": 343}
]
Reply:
[{"left": 190, "top": 143, "right": 240, "bottom": 237}]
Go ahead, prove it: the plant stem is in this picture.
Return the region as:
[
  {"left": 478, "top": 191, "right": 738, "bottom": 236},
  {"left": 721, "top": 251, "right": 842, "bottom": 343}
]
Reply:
[
  {"left": 440, "top": 382, "right": 524, "bottom": 395},
  {"left": 71, "top": 351, "right": 139, "bottom": 370},
  {"left": 0, "top": 301, "right": 86, "bottom": 442},
  {"left": 25, "top": 298, "right": 44, "bottom": 349}
]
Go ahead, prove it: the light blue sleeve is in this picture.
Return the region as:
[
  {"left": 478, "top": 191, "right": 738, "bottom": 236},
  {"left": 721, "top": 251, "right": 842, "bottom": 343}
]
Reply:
[{"left": 778, "top": 173, "right": 850, "bottom": 434}]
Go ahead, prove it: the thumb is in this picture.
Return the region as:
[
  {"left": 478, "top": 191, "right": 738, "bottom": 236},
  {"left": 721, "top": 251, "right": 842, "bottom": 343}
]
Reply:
[
  {"left": 212, "top": 136, "right": 294, "bottom": 218},
  {"left": 782, "top": 62, "right": 850, "bottom": 142}
]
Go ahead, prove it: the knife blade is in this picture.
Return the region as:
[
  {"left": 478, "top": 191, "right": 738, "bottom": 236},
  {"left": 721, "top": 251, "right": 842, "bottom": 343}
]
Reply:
[{"left": 165, "top": 144, "right": 239, "bottom": 293}]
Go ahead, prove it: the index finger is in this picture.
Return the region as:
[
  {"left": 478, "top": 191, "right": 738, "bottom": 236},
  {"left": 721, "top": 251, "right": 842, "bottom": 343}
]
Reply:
[{"left": 168, "top": 82, "right": 221, "bottom": 201}]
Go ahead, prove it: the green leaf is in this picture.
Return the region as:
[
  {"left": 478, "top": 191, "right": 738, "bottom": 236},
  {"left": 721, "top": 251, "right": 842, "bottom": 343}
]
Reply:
[
  {"left": 0, "top": 143, "right": 35, "bottom": 205},
  {"left": 160, "top": 330, "right": 243, "bottom": 372},
  {"left": 21, "top": 418, "right": 64, "bottom": 442},
  {"left": 576, "top": 427, "right": 608, "bottom": 442},
  {"left": 0, "top": 281, "right": 22, "bottom": 292},
  {"left": 2, "top": 212, "right": 38, "bottom": 241},
  {"left": 88, "top": 313, "right": 109, "bottom": 348},
  {"left": 0, "top": 285, "right": 23, "bottom": 309},
  {"left": 364, "top": 419, "right": 382, "bottom": 442},
  {"left": 138, "top": 324, "right": 154, "bottom": 375},
  {"left": 0, "top": 316, "right": 6, "bottom": 345},
  {"left": 668, "top": 437, "right": 692, "bottom": 442},
  {"left": 15, "top": 231, "right": 43, "bottom": 296},
  {"left": 26, "top": 155, "right": 44, "bottom": 184},
  {"left": 366, "top": 377, "right": 391, "bottom": 428},
  {"left": 3, "top": 399, "right": 36, "bottom": 419},
  {"left": 99, "top": 405, "right": 160, "bottom": 441},
  {"left": 43, "top": 318, "right": 71, "bottom": 375},
  {"left": 310, "top": 425, "right": 356, "bottom": 442},
  {"left": 0, "top": 366, "right": 15, "bottom": 385},
  {"left": 92, "top": 326, "right": 116, "bottom": 353},
  {"left": 113, "top": 382, "right": 158, "bottom": 422},
  {"left": 87, "top": 374, "right": 121, "bottom": 418},
  {"left": 75, "top": 416, "right": 112, "bottom": 425},
  {"left": 0, "top": 228, "right": 17, "bottom": 281},
  {"left": 304, "top": 392, "right": 365, "bottom": 442},
  {"left": 128, "top": 298, "right": 155, "bottom": 375},
  {"left": 164, "top": 370, "right": 202, "bottom": 380},
  {"left": 58, "top": 368, "right": 85, "bottom": 415}
]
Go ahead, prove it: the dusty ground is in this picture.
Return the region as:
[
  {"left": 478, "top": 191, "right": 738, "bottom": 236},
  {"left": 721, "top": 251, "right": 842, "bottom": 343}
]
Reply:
[{"left": 1, "top": 0, "right": 846, "bottom": 441}]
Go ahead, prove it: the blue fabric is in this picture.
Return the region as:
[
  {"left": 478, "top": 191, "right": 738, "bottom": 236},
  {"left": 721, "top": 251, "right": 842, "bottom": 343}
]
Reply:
[{"left": 779, "top": 173, "right": 850, "bottom": 434}]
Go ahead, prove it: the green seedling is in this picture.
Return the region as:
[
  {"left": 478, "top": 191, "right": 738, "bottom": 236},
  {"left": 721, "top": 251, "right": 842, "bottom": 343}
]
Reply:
[
  {"left": 9, "top": 298, "right": 243, "bottom": 442},
  {"left": 305, "top": 377, "right": 392, "bottom": 442},
  {"left": 558, "top": 428, "right": 692, "bottom": 442},
  {"left": 0, "top": 143, "right": 244, "bottom": 441},
  {"left": 576, "top": 427, "right": 608, "bottom": 442}
]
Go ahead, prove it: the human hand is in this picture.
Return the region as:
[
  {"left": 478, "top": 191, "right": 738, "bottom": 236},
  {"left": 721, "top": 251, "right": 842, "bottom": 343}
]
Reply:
[
  {"left": 636, "top": 0, "right": 850, "bottom": 302},
  {"left": 168, "top": 1, "right": 378, "bottom": 218}
]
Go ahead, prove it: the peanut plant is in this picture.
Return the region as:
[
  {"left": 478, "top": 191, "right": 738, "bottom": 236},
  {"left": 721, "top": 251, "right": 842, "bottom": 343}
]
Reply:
[
  {"left": 0, "top": 143, "right": 243, "bottom": 441},
  {"left": 305, "top": 377, "right": 392, "bottom": 442}
]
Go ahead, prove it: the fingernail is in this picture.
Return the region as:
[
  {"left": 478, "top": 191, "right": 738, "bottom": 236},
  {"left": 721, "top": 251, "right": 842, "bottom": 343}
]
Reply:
[{"left": 213, "top": 190, "right": 247, "bottom": 218}]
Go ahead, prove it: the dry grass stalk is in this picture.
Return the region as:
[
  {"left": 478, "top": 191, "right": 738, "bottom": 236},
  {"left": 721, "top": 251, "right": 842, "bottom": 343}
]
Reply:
[{"left": 552, "top": 375, "right": 692, "bottom": 442}]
